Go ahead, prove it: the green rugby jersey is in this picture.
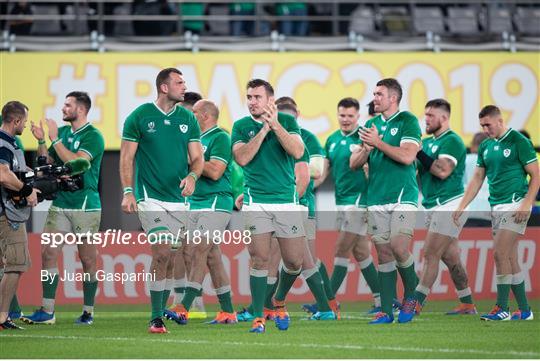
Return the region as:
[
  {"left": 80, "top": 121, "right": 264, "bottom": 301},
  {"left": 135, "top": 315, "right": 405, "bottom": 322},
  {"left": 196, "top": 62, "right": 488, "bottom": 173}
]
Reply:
[
  {"left": 325, "top": 126, "right": 367, "bottom": 206},
  {"left": 231, "top": 112, "right": 300, "bottom": 204},
  {"left": 418, "top": 129, "right": 466, "bottom": 209},
  {"left": 122, "top": 102, "right": 201, "bottom": 203},
  {"left": 49, "top": 123, "right": 104, "bottom": 210},
  {"left": 300, "top": 127, "right": 324, "bottom": 218},
  {"left": 477, "top": 128, "right": 537, "bottom": 206},
  {"left": 364, "top": 111, "right": 421, "bottom": 207},
  {"left": 190, "top": 126, "right": 233, "bottom": 212}
]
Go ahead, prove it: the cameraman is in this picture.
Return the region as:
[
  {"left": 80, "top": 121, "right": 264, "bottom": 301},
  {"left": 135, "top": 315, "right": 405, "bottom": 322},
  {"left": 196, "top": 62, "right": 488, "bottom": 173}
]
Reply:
[
  {"left": 23, "top": 92, "right": 104, "bottom": 326},
  {"left": 0, "top": 101, "right": 39, "bottom": 330}
]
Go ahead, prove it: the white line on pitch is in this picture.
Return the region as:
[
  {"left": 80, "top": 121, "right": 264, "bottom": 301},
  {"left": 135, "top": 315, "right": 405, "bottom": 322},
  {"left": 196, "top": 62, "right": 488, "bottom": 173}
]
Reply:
[{"left": 1, "top": 334, "right": 538, "bottom": 358}]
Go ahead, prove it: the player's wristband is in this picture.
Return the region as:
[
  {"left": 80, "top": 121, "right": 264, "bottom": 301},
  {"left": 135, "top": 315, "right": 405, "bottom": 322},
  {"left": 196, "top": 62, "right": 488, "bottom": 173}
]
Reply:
[
  {"left": 188, "top": 172, "right": 198, "bottom": 182},
  {"left": 416, "top": 149, "right": 435, "bottom": 170},
  {"left": 123, "top": 187, "right": 133, "bottom": 195},
  {"left": 38, "top": 139, "right": 46, "bottom": 145},
  {"left": 19, "top": 183, "right": 33, "bottom": 197}
]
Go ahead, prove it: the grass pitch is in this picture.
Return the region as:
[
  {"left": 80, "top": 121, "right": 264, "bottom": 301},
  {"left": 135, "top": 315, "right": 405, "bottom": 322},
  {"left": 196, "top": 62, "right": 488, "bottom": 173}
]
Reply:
[{"left": 1, "top": 300, "right": 539, "bottom": 359}]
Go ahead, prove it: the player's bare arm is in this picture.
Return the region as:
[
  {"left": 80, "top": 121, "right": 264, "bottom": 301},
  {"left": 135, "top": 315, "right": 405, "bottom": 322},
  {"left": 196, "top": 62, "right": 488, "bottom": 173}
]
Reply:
[
  {"left": 514, "top": 161, "right": 540, "bottom": 223},
  {"left": 453, "top": 166, "right": 486, "bottom": 225},
  {"left": 31, "top": 119, "right": 55, "bottom": 163},
  {"left": 428, "top": 157, "right": 456, "bottom": 180},
  {"left": 232, "top": 123, "right": 270, "bottom": 166},
  {"left": 202, "top": 159, "right": 227, "bottom": 181},
  {"left": 119, "top": 139, "right": 138, "bottom": 213},
  {"left": 262, "top": 103, "right": 304, "bottom": 159},
  {"left": 360, "top": 125, "right": 418, "bottom": 165},
  {"left": 180, "top": 141, "right": 204, "bottom": 197},
  {"left": 313, "top": 158, "right": 330, "bottom": 188},
  {"left": 349, "top": 143, "right": 372, "bottom": 170},
  {"left": 295, "top": 161, "right": 310, "bottom": 198}
]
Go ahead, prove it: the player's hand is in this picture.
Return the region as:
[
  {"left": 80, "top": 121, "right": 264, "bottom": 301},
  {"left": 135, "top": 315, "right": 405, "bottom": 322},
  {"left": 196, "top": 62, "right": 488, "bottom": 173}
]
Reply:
[
  {"left": 362, "top": 142, "right": 374, "bottom": 152},
  {"left": 513, "top": 202, "right": 531, "bottom": 224},
  {"left": 261, "top": 103, "right": 278, "bottom": 130},
  {"left": 45, "top": 118, "right": 59, "bottom": 142},
  {"left": 26, "top": 188, "right": 40, "bottom": 207},
  {"left": 122, "top": 193, "right": 137, "bottom": 213},
  {"left": 235, "top": 194, "right": 244, "bottom": 210},
  {"left": 180, "top": 175, "right": 196, "bottom": 197},
  {"left": 452, "top": 208, "right": 464, "bottom": 227},
  {"left": 30, "top": 120, "right": 45, "bottom": 141},
  {"left": 359, "top": 126, "right": 381, "bottom": 148}
]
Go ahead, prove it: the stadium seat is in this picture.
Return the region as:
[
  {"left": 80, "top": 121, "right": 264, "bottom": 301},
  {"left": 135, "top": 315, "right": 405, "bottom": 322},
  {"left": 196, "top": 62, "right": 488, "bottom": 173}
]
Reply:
[
  {"left": 412, "top": 6, "right": 445, "bottom": 35},
  {"left": 348, "top": 6, "right": 377, "bottom": 36},
  {"left": 206, "top": 4, "right": 230, "bottom": 36},
  {"left": 485, "top": 6, "right": 513, "bottom": 34},
  {"left": 514, "top": 7, "right": 540, "bottom": 36},
  {"left": 447, "top": 7, "right": 479, "bottom": 35},
  {"left": 30, "top": 4, "right": 62, "bottom": 35},
  {"left": 379, "top": 6, "right": 411, "bottom": 35}
]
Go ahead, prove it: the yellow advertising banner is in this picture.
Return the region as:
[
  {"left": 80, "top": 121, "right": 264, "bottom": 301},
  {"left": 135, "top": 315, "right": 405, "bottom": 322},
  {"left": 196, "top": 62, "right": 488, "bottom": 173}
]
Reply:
[{"left": 1, "top": 52, "right": 538, "bottom": 149}]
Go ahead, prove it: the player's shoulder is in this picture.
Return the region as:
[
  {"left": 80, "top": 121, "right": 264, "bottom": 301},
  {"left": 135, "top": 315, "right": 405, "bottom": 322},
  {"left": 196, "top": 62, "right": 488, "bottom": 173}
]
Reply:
[
  {"left": 232, "top": 115, "right": 252, "bottom": 128},
  {"left": 215, "top": 127, "right": 231, "bottom": 141},
  {"left": 277, "top": 112, "right": 296, "bottom": 123},
  {"left": 130, "top": 102, "right": 155, "bottom": 116},
  {"left": 445, "top": 130, "right": 465, "bottom": 145},
  {"left": 397, "top": 110, "right": 419, "bottom": 123},
  {"left": 508, "top": 128, "right": 532, "bottom": 145},
  {"left": 325, "top": 129, "right": 341, "bottom": 143},
  {"left": 300, "top": 127, "right": 317, "bottom": 141}
]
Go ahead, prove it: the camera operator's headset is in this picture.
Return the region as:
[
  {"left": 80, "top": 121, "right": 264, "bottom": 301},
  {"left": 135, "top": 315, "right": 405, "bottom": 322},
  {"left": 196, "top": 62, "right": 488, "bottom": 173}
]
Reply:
[{"left": 0, "top": 137, "right": 31, "bottom": 223}]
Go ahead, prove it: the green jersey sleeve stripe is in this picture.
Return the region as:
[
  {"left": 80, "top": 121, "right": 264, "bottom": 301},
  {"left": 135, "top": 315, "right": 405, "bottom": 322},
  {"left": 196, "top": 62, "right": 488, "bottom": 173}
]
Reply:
[
  {"left": 188, "top": 139, "right": 201, "bottom": 143},
  {"left": 439, "top": 154, "right": 458, "bottom": 166},
  {"left": 78, "top": 148, "right": 94, "bottom": 160},
  {"left": 122, "top": 136, "right": 139, "bottom": 142},
  {"left": 210, "top": 156, "right": 229, "bottom": 165},
  {"left": 525, "top": 158, "right": 538, "bottom": 165},
  {"left": 289, "top": 131, "right": 300, "bottom": 135},
  {"left": 309, "top": 154, "right": 324, "bottom": 159},
  {"left": 233, "top": 140, "right": 245, "bottom": 145}
]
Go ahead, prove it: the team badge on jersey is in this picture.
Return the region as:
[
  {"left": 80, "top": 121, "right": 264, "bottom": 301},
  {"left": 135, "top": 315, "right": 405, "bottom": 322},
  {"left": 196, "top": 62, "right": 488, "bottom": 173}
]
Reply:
[
  {"left": 503, "top": 149, "right": 511, "bottom": 157},
  {"left": 248, "top": 130, "right": 255, "bottom": 138},
  {"left": 329, "top": 143, "right": 336, "bottom": 153},
  {"left": 147, "top": 122, "right": 156, "bottom": 133},
  {"left": 202, "top": 145, "right": 207, "bottom": 153},
  {"left": 381, "top": 126, "right": 387, "bottom": 132},
  {"left": 340, "top": 140, "right": 346, "bottom": 145},
  {"left": 390, "top": 128, "right": 398, "bottom": 136},
  {"left": 179, "top": 124, "right": 188, "bottom": 133},
  {"left": 164, "top": 119, "right": 171, "bottom": 126},
  {"left": 74, "top": 140, "right": 80, "bottom": 149},
  {"left": 494, "top": 145, "right": 499, "bottom": 151},
  {"left": 431, "top": 145, "right": 438, "bottom": 153},
  {"left": 483, "top": 149, "right": 488, "bottom": 157}
]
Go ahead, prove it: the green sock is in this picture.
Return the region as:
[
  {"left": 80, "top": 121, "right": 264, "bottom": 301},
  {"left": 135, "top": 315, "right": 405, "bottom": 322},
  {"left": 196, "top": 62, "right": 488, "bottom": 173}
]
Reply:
[
  {"left": 274, "top": 267, "right": 300, "bottom": 302},
  {"left": 162, "top": 289, "right": 171, "bottom": 310},
  {"left": 496, "top": 275, "right": 512, "bottom": 310},
  {"left": 511, "top": 281, "right": 530, "bottom": 311},
  {"left": 305, "top": 270, "right": 331, "bottom": 312},
  {"left": 360, "top": 261, "right": 381, "bottom": 296},
  {"left": 150, "top": 290, "right": 164, "bottom": 320},
  {"left": 181, "top": 286, "right": 200, "bottom": 311},
  {"left": 42, "top": 271, "right": 59, "bottom": 300},
  {"left": 379, "top": 266, "right": 397, "bottom": 316},
  {"left": 414, "top": 287, "right": 428, "bottom": 305},
  {"left": 330, "top": 258, "right": 349, "bottom": 295},
  {"left": 318, "top": 261, "right": 335, "bottom": 300},
  {"left": 264, "top": 278, "right": 278, "bottom": 310},
  {"left": 9, "top": 294, "right": 21, "bottom": 313},
  {"left": 82, "top": 280, "right": 98, "bottom": 308},
  {"left": 217, "top": 291, "right": 234, "bottom": 313},
  {"left": 249, "top": 271, "right": 267, "bottom": 318},
  {"left": 397, "top": 261, "right": 418, "bottom": 299}
]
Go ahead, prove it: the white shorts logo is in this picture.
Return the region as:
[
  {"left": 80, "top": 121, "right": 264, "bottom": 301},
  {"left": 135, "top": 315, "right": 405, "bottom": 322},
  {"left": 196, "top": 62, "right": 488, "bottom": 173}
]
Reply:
[
  {"left": 390, "top": 128, "right": 398, "bottom": 136},
  {"left": 179, "top": 124, "right": 188, "bottom": 133},
  {"left": 503, "top": 149, "right": 511, "bottom": 157}
]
